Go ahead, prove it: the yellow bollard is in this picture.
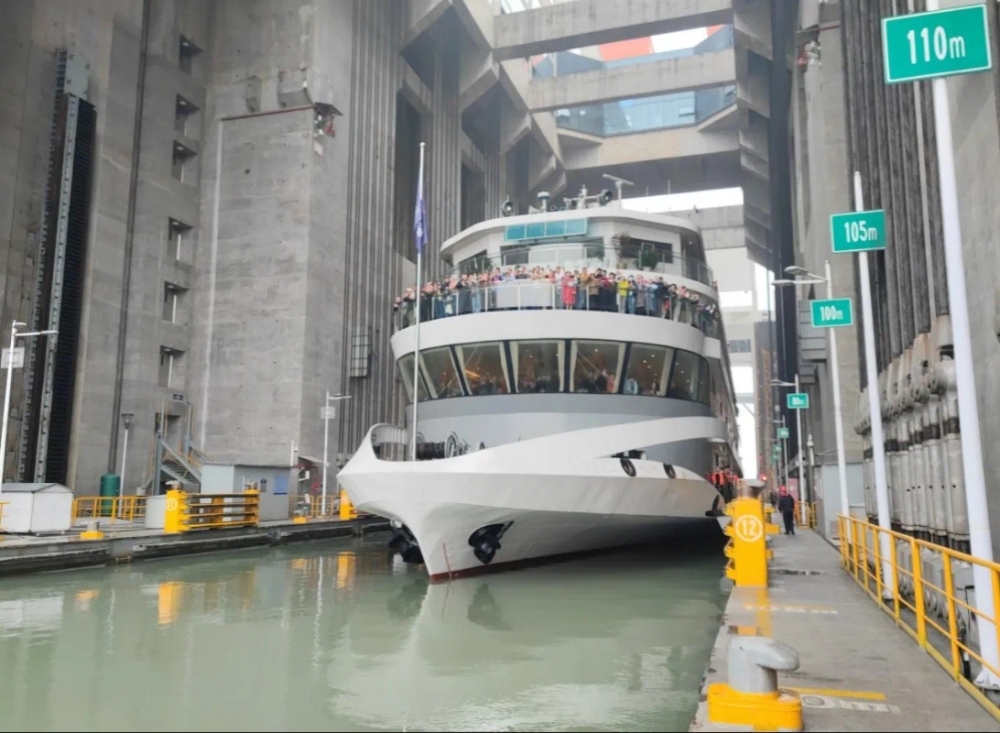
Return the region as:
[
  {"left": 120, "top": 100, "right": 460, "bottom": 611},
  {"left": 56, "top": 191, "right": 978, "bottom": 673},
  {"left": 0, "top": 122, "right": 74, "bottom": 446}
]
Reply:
[
  {"left": 339, "top": 489, "right": 357, "bottom": 521},
  {"left": 164, "top": 489, "right": 188, "bottom": 534},
  {"left": 723, "top": 497, "right": 779, "bottom": 588}
]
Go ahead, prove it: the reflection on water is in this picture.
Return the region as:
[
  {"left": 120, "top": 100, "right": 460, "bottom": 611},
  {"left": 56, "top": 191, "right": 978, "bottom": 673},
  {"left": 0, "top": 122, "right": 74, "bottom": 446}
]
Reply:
[{"left": 0, "top": 537, "right": 724, "bottom": 732}]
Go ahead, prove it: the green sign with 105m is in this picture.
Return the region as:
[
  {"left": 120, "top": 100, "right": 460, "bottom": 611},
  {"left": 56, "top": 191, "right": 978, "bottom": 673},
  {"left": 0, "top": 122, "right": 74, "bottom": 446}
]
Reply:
[
  {"left": 831, "top": 210, "right": 886, "bottom": 253},
  {"left": 787, "top": 393, "right": 809, "bottom": 410},
  {"left": 811, "top": 298, "right": 854, "bottom": 328},
  {"left": 882, "top": 5, "right": 992, "bottom": 84}
]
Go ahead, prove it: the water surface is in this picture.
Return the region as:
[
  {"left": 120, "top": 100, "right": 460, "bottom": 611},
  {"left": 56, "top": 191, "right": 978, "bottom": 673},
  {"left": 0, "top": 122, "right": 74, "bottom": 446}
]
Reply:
[{"left": 0, "top": 536, "right": 724, "bottom": 732}]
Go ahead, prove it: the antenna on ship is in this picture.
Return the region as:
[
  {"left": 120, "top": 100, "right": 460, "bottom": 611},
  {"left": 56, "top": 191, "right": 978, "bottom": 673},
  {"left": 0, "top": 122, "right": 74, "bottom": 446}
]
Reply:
[{"left": 602, "top": 173, "right": 635, "bottom": 206}]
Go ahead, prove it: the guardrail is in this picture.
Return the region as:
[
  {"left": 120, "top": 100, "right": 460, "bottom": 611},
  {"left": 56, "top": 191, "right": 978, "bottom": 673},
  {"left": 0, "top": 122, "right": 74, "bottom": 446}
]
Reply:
[
  {"left": 164, "top": 488, "right": 259, "bottom": 534},
  {"left": 289, "top": 493, "right": 339, "bottom": 522},
  {"left": 838, "top": 514, "right": 1000, "bottom": 722},
  {"left": 72, "top": 496, "right": 148, "bottom": 525},
  {"left": 795, "top": 501, "right": 817, "bottom": 529},
  {"left": 0, "top": 501, "right": 6, "bottom": 533}
]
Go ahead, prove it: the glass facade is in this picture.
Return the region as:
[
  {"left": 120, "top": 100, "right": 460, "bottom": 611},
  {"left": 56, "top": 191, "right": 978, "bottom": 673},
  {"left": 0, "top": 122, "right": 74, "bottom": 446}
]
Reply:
[{"left": 400, "top": 340, "right": 714, "bottom": 408}]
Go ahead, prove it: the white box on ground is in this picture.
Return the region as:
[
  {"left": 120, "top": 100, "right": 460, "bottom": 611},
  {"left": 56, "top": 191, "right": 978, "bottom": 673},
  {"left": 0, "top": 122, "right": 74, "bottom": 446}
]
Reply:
[
  {"left": 0, "top": 483, "right": 73, "bottom": 533},
  {"left": 145, "top": 495, "right": 167, "bottom": 530}
]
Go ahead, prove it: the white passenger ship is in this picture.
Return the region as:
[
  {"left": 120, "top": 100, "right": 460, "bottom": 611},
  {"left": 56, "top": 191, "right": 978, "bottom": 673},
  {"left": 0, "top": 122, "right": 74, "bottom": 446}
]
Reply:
[{"left": 338, "top": 188, "right": 741, "bottom": 580}]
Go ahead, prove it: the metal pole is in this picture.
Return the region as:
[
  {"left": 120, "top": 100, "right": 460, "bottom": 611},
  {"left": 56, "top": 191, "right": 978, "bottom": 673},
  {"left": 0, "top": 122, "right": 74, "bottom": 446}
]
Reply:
[
  {"left": 795, "top": 373, "right": 806, "bottom": 524},
  {"left": 923, "top": 1, "right": 999, "bottom": 683},
  {"left": 322, "top": 391, "right": 330, "bottom": 515},
  {"left": 411, "top": 142, "right": 426, "bottom": 461},
  {"left": 0, "top": 323, "right": 17, "bottom": 497},
  {"left": 826, "top": 259, "right": 851, "bottom": 523},
  {"left": 119, "top": 426, "right": 129, "bottom": 497},
  {"left": 854, "top": 171, "right": 894, "bottom": 599}
]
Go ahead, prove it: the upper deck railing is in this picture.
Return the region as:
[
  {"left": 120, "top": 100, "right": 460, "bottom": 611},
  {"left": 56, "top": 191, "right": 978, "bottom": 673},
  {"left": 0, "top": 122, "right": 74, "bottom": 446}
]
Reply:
[{"left": 393, "top": 278, "right": 721, "bottom": 338}]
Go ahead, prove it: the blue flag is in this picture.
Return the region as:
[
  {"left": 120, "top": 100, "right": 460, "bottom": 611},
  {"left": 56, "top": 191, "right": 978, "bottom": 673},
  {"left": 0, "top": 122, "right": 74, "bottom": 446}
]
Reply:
[{"left": 414, "top": 162, "right": 428, "bottom": 255}]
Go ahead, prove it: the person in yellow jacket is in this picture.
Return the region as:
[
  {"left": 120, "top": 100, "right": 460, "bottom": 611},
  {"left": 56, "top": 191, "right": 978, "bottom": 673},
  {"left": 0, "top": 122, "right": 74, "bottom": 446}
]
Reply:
[{"left": 616, "top": 275, "right": 630, "bottom": 313}]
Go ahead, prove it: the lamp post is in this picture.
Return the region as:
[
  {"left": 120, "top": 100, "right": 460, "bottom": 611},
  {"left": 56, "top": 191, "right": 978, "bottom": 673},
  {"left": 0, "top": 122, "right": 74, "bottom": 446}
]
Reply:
[
  {"left": 119, "top": 413, "right": 134, "bottom": 499},
  {"left": 772, "top": 378, "right": 807, "bottom": 524},
  {"left": 321, "top": 393, "right": 352, "bottom": 515},
  {"left": 0, "top": 323, "right": 57, "bottom": 498},
  {"left": 775, "top": 261, "right": 851, "bottom": 528}
]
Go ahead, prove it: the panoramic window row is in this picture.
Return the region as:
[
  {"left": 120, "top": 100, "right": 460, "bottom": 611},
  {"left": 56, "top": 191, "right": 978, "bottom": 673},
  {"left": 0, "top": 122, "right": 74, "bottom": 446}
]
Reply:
[{"left": 398, "top": 339, "right": 715, "bottom": 407}]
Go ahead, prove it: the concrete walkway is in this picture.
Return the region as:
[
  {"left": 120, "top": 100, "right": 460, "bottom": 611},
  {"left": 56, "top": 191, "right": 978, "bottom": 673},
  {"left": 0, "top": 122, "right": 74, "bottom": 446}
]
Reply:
[{"left": 691, "top": 530, "right": 999, "bottom": 732}]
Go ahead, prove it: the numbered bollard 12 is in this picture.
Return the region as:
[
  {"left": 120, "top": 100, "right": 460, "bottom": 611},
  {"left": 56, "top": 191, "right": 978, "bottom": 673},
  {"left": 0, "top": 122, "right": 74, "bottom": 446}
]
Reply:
[
  {"left": 724, "top": 497, "right": 779, "bottom": 588},
  {"left": 163, "top": 489, "right": 189, "bottom": 534}
]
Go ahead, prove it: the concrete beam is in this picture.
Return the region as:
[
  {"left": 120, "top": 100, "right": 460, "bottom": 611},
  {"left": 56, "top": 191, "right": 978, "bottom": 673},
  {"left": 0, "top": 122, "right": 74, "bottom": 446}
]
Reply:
[
  {"left": 493, "top": 0, "right": 733, "bottom": 61},
  {"left": 500, "top": 108, "right": 531, "bottom": 153},
  {"left": 738, "top": 71, "right": 771, "bottom": 119},
  {"left": 459, "top": 44, "right": 500, "bottom": 111},
  {"left": 452, "top": 0, "right": 493, "bottom": 49},
  {"left": 527, "top": 50, "right": 736, "bottom": 112},
  {"left": 734, "top": 0, "right": 772, "bottom": 61},
  {"left": 461, "top": 131, "right": 485, "bottom": 174},
  {"left": 400, "top": 60, "right": 433, "bottom": 116},
  {"left": 562, "top": 126, "right": 739, "bottom": 171},
  {"left": 529, "top": 152, "right": 558, "bottom": 190},
  {"left": 403, "top": 0, "right": 450, "bottom": 48}
]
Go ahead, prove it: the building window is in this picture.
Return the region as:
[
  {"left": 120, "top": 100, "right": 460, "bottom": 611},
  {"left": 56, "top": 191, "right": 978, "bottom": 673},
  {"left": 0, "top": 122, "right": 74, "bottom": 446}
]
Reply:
[
  {"left": 179, "top": 35, "right": 202, "bottom": 75},
  {"left": 159, "top": 347, "right": 184, "bottom": 389},
  {"left": 175, "top": 94, "right": 199, "bottom": 137},
  {"left": 168, "top": 218, "right": 191, "bottom": 261},
  {"left": 455, "top": 342, "right": 510, "bottom": 396},
  {"left": 163, "top": 283, "right": 179, "bottom": 322},
  {"left": 727, "top": 339, "right": 752, "bottom": 354},
  {"left": 172, "top": 142, "right": 197, "bottom": 183},
  {"left": 419, "top": 347, "right": 463, "bottom": 399},
  {"left": 571, "top": 340, "right": 625, "bottom": 394},
  {"left": 510, "top": 340, "right": 564, "bottom": 393},
  {"left": 623, "top": 344, "right": 673, "bottom": 396}
]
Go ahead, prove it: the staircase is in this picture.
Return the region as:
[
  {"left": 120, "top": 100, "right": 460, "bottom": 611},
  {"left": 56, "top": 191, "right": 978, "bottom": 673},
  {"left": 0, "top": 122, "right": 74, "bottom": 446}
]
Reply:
[{"left": 159, "top": 440, "right": 202, "bottom": 491}]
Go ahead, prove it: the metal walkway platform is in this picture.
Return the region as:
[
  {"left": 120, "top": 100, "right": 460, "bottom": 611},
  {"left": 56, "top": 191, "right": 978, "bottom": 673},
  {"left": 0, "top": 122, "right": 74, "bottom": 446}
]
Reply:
[{"left": 692, "top": 529, "right": 999, "bottom": 732}]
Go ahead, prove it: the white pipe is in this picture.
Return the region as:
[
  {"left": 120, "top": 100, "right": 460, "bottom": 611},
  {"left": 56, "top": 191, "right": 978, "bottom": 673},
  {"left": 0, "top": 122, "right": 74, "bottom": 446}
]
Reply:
[
  {"left": 0, "top": 324, "right": 18, "bottom": 498},
  {"left": 922, "top": 0, "right": 1000, "bottom": 680},
  {"left": 853, "top": 172, "right": 894, "bottom": 599}
]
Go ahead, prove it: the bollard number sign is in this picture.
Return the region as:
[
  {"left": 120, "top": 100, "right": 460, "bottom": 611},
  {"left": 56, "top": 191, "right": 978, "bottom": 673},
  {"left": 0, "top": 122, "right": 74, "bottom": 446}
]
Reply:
[
  {"left": 787, "top": 393, "right": 809, "bottom": 410},
  {"left": 811, "top": 298, "right": 854, "bottom": 328},
  {"left": 882, "top": 5, "right": 992, "bottom": 84}
]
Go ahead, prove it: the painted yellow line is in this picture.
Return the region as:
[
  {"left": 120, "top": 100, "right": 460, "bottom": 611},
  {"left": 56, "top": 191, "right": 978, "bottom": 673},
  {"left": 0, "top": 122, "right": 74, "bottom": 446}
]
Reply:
[
  {"left": 733, "top": 625, "right": 759, "bottom": 636},
  {"left": 786, "top": 687, "right": 887, "bottom": 701}
]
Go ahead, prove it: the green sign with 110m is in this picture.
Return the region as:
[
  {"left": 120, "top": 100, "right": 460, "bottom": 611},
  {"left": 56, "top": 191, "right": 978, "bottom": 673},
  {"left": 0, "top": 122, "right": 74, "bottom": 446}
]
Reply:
[
  {"left": 787, "top": 393, "right": 809, "bottom": 410},
  {"left": 811, "top": 298, "right": 854, "bottom": 328},
  {"left": 882, "top": 5, "right": 992, "bottom": 84},
  {"left": 831, "top": 210, "right": 886, "bottom": 253}
]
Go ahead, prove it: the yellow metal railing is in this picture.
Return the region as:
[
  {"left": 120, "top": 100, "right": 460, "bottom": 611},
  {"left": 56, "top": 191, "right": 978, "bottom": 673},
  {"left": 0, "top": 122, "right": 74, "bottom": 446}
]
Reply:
[
  {"left": 795, "top": 501, "right": 817, "bottom": 529},
  {"left": 0, "top": 501, "right": 7, "bottom": 533},
  {"left": 839, "top": 514, "right": 1000, "bottom": 723},
  {"left": 72, "top": 496, "right": 148, "bottom": 525},
  {"left": 288, "top": 494, "right": 339, "bottom": 520}
]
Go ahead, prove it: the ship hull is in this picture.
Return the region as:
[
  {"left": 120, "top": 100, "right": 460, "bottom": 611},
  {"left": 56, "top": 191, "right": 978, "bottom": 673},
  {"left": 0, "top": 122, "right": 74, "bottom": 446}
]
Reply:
[{"left": 337, "top": 417, "right": 730, "bottom": 580}]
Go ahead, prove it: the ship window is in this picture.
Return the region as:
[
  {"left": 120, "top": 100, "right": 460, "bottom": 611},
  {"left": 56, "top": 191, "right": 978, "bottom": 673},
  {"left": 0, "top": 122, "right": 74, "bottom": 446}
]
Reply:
[
  {"left": 667, "top": 350, "right": 701, "bottom": 402},
  {"left": 420, "top": 347, "right": 464, "bottom": 399},
  {"left": 511, "top": 340, "right": 564, "bottom": 393},
  {"left": 697, "top": 358, "right": 713, "bottom": 406},
  {"left": 623, "top": 344, "right": 673, "bottom": 396},
  {"left": 570, "top": 341, "right": 625, "bottom": 394},
  {"left": 456, "top": 342, "right": 510, "bottom": 396},
  {"left": 398, "top": 355, "right": 429, "bottom": 403}
]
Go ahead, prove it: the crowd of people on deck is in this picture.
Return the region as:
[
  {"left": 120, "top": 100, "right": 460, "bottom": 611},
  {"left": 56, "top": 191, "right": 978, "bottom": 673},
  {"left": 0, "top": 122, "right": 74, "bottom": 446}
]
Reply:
[{"left": 392, "top": 265, "right": 721, "bottom": 336}]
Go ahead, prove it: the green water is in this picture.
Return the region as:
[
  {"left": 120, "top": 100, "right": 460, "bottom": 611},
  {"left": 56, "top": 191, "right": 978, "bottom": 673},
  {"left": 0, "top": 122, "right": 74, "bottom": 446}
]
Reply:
[{"left": 0, "top": 536, "right": 725, "bottom": 732}]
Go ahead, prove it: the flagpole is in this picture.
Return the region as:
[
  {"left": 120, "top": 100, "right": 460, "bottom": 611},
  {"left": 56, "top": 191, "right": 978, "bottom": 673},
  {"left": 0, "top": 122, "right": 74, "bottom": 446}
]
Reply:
[{"left": 411, "top": 142, "right": 426, "bottom": 461}]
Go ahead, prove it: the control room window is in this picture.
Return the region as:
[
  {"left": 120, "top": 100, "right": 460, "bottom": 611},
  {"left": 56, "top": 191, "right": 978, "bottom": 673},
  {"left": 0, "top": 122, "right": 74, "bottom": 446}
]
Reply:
[
  {"left": 511, "top": 340, "right": 564, "bottom": 393},
  {"left": 667, "top": 349, "right": 701, "bottom": 402},
  {"left": 420, "top": 347, "right": 464, "bottom": 399},
  {"left": 398, "top": 355, "right": 429, "bottom": 403},
  {"left": 571, "top": 340, "right": 625, "bottom": 394},
  {"left": 455, "top": 342, "right": 510, "bottom": 396},
  {"left": 623, "top": 343, "right": 673, "bottom": 396}
]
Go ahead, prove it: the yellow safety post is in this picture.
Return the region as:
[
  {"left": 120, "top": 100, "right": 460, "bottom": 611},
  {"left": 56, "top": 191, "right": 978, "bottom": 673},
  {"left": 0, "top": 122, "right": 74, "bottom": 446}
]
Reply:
[
  {"left": 164, "top": 489, "right": 188, "bottom": 534},
  {"left": 339, "top": 489, "right": 357, "bottom": 521},
  {"left": 724, "top": 497, "right": 779, "bottom": 588}
]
